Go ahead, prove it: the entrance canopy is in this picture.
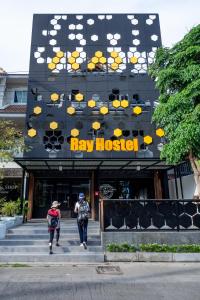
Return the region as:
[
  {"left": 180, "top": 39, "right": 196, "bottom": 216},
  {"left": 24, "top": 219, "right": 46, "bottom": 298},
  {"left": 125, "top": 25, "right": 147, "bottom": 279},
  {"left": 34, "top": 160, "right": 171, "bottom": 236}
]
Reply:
[{"left": 15, "top": 158, "right": 173, "bottom": 172}]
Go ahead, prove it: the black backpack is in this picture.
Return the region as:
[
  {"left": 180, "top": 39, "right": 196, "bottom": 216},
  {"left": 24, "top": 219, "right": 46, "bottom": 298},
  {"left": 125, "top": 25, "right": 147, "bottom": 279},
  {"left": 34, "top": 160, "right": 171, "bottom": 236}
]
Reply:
[
  {"left": 77, "top": 201, "right": 89, "bottom": 223},
  {"left": 48, "top": 215, "right": 58, "bottom": 228}
]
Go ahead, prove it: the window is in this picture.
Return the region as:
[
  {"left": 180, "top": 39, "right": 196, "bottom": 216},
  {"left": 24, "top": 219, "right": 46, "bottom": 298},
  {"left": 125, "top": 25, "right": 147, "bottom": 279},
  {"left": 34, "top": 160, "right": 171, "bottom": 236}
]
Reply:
[{"left": 14, "top": 91, "right": 27, "bottom": 104}]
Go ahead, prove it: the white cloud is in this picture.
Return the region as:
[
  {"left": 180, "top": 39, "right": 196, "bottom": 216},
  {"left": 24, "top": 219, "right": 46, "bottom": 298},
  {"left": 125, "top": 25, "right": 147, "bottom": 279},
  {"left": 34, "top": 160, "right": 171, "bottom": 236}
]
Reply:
[{"left": 0, "top": 0, "right": 199, "bottom": 72}]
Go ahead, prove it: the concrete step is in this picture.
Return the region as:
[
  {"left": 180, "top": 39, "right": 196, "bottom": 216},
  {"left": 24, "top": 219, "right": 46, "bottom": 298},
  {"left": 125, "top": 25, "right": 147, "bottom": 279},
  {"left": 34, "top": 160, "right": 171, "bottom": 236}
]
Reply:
[
  {"left": 0, "top": 239, "right": 101, "bottom": 246},
  {"left": 0, "top": 253, "right": 105, "bottom": 263},
  {"left": 0, "top": 245, "right": 103, "bottom": 253},
  {"left": 5, "top": 234, "right": 101, "bottom": 240},
  {"left": 8, "top": 228, "right": 100, "bottom": 234}
]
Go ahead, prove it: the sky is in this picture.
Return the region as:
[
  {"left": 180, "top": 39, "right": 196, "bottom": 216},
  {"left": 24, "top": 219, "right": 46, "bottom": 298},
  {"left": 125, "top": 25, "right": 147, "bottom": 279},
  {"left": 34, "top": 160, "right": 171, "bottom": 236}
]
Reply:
[{"left": 0, "top": 0, "right": 199, "bottom": 73}]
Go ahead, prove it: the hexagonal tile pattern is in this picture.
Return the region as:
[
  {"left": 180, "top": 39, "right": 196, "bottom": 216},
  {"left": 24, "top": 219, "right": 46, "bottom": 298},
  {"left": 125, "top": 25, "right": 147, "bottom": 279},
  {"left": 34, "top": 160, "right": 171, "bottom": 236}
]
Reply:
[
  {"left": 71, "top": 128, "right": 79, "bottom": 137},
  {"left": 28, "top": 128, "right": 37, "bottom": 137},
  {"left": 50, "top": 121, "right": 58, "bottom": 130},
  {"left": 114, "top": 128, "right": 122, "bottom": 137},
  {"left": 92, "top": 122, "right": 101, "bottom": 130}
]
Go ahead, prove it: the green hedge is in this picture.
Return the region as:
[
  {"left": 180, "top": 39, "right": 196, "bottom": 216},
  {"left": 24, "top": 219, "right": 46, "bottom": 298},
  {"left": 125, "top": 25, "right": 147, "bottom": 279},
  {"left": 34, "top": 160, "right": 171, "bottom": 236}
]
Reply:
[{"left": 106, "top": 243, "right": 200, "bottom": 253}]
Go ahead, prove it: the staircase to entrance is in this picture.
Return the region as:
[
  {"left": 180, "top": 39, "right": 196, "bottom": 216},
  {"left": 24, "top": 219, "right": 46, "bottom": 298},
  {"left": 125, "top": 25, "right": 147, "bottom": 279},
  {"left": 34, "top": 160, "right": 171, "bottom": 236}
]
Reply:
[{"left": 0, "top": 219, "right": 104, "bottom": 263}]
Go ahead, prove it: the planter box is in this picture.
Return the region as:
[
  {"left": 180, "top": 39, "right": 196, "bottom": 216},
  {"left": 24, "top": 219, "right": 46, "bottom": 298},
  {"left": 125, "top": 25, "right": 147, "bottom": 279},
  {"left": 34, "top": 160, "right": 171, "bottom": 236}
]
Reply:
[
  {"left": 105, "top": 252, "right": 138, "bottom": 262},
  {"left": 173, "top": 253, "right": 200, "bottom": 262},
  {"left": 105, "top": 252, "right": 200, "bottom": 262},
  {"left": 138, "top": 252, "right": 173, "bottom": 262},
  {"left": 0, "top": 222, "right": 6, "bottom": 239},
  {"left": 0, "top": 216, "right": 23, "bottom": 229}
]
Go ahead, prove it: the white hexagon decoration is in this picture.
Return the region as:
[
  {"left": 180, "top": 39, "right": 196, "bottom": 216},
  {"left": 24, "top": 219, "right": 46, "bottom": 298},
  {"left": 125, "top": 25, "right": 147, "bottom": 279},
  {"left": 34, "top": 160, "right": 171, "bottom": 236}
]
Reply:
[
  {"left": 37, "top": 57, "right": 45, "bottom": 64},
  {"left": 151, "top": 34, "right": 158, "bottom": 41},
  {"left": 131, "top": 19, "right": 138, "bottom": 25},
  {"left": 87, "top": 19, "right": 94, "bottom": 25},
  {"left": 76, "top": 15, "right": 83, "bottom": 20},
  {"left": 49, "top": 39, "right": 57, "bottom": 46},
  {"left": 76, "top": 24, "right": 83, "bottom": 30},
  {"left": 110, "top": 39, "right": 117, "bottom": 46},
  {"left": 114, "top": 33, "right": 121, "bottom": 40},
  {"left": 91, "top": 35, "right": 98, "bottom": 41},
  {"left": 50, "top": 30, "right": 57, "bottom": 36},
  {"left": 69, "top": 24, "right": 76, "bottom": 30},
  {"left": 68, "top": 34, "right": 75, "bottom": 40},
  {"left": 80, "top": 39, "right": 86, "bottom": 46},
  {"left": 127, "top": 15, "right": 134, "bottom": 20},
  {"left": 50, "top": 19, "right": 57, "bottom": 25},
  {"left": 149, "top": 15, "right": 156, "bottom": 20},
  {"left": 106, "top": 15, "right": 112, "bottom": 20},
  {"left": 56, "top": 64, "right": 64, "bottom": 70},
  {"left": 76, "top": 33, "right": 83, "bottom": 40},
  {"left": 54, "top": 24, "right": 61, "bottom": 30},
  {"left": 34, "top": 52, "right": 40, "bottom": 59},
  {"left": 132, "top": 30, "right": 139, "bottom": 36},
  {"left": 133, "top": 39, "right": 140, "bottom": 46},
  {"left": 107, "top": 33, "right": 113, "bottom": 40},
  {"left": 146, "top": 19, "right": 153, "bottom": 25},
  {"left": 98, "top": 15, "right": 105, "bottom": 20}
]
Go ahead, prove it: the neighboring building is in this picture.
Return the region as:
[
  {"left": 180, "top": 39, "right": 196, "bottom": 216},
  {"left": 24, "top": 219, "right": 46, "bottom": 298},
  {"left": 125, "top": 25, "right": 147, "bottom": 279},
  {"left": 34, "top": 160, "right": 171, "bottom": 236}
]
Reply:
[
  {"left": 0, "top": 70, "right": 28, "bottom": 201},
  {"left": 1, "top": 14, "right": 194, "bottom": 221}
]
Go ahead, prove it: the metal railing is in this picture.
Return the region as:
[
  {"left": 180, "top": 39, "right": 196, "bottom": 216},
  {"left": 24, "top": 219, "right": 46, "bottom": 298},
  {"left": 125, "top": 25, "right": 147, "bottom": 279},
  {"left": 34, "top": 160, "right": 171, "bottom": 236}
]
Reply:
[{"left": 99, "top": 199, "right": 200, "bottom": 231}]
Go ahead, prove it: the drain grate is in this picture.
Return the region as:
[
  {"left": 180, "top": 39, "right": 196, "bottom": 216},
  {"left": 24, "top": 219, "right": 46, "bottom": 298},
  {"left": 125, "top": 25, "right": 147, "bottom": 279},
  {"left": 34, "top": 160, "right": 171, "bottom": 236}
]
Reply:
[{"left": 96, "top": 265, "right": 123, "bottom": 275}]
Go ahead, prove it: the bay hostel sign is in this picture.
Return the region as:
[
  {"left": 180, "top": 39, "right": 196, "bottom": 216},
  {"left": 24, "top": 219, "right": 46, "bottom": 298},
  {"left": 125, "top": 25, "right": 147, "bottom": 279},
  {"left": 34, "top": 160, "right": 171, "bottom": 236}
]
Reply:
[
  {"left": 25, "top": 14, "right": 163, "bottom": 159},
  {"left": 70, "top": 138, "right": 139, "bottom": 152}
]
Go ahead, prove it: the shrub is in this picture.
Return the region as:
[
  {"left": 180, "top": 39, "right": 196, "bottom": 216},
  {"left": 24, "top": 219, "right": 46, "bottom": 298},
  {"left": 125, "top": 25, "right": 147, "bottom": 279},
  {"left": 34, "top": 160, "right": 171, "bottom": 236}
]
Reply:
[
  {"left": 1, "top": 201, "right": 20, "bottom": 217},
  {"left": 106, "top": 243, "right": 200, "bottom": 253}
]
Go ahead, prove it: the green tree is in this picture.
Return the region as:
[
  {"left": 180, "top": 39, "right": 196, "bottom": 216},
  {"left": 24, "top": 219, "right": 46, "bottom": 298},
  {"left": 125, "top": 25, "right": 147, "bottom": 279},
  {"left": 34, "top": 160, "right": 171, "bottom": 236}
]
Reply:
[
  {"left": 0, "top": 120, "right": 24, "bottom": 178},
  {"left": 149, "top": 25, "right": 200, "bottom": 198}
]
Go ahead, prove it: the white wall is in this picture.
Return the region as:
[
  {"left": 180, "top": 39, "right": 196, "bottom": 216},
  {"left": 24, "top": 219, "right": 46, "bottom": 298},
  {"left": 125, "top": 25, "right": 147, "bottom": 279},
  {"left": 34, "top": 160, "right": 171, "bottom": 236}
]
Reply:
[{"left": 168, "top": 174, "right": 195, "bottom": 199}]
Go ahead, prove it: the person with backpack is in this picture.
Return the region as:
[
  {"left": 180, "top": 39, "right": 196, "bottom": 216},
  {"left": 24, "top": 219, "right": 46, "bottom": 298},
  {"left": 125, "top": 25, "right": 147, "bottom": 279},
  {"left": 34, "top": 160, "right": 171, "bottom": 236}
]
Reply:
[
  {"left": 47, "top": 201, "right": 61, "bottom": 254},
  {"left": 74, "top": 193, "right": 90, "bottom": 249}
]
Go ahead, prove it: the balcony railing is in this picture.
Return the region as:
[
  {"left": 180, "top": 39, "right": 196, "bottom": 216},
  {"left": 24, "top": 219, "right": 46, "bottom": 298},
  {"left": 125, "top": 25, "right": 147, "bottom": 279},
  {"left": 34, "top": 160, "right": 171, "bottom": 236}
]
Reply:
[{"left": 99, "top": 199, "right": 200, "bottom": 231}]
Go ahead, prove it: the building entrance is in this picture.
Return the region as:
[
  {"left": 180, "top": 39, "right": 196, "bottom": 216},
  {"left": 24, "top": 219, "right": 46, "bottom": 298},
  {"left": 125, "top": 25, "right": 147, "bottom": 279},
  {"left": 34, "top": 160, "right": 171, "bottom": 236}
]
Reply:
[{"left": 33, "top": 178, "right": 90, "bottom": 218}]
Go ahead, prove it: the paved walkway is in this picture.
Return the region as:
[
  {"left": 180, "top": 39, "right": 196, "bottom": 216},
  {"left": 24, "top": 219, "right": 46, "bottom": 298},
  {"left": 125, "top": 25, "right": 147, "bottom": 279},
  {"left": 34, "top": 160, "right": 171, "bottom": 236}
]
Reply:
[{"left": 0, "top": 262, "right": 200, "bottom": 299}]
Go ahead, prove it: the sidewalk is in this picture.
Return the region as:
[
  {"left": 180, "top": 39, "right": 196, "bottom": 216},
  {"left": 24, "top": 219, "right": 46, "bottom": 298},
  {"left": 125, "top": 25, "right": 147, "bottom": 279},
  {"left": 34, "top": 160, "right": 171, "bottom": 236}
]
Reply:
[{"left": 0, "top": 262, "right": 200, "bottom": 299}]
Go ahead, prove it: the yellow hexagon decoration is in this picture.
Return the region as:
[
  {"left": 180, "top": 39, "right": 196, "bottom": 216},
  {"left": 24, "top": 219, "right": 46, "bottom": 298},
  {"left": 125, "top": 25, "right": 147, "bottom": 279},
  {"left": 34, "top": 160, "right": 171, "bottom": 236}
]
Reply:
[
  {"left": 133, "top": 106, "right": 142, "bottom": 115},
  {"left": 52, "top": 57, "right": 60, "bottom": 64},
  {"left": 156, "top": 128, "right": 165, "bottom": 137},
  {"left": 28, "top": 128, "right": 37, "bottom": 137},
  {"left": 114, "top": 128, "right": 122, "bottom": 137},
  {"left": 71, "top": 128, "right": 79, "bottom": 137},
  {"left": 72, "top": 63, "right": 80, "bottom": 70},
  {"left": 99, "top": 57, "right": 107, "bottom": 64},
  {"left": 68, "top": 57, "right": 76, "bottom": 64},
  {"left": 72, "top": 51, "right": 79, "bottom": 58},
  {"left": 75, "top": 93, "right": 84, "bottom": 101},
  {"left": 91, "top": 57, "right": 99, "bottom": 64},
  {"left": 111, "top": 51, "right": 118, "bottom": 58},
  {"left": 51, "top": 93, "right": 59, "bottom": 102},
  {"left": 111, "top": 63, "right": 119, "bottom": 70},
  {"left": 115, "top": 57, "right": 122, "bottom": 64},
  {"left": 144, "top": 135, "right": 153, "bottom": 145},
  {"left": 88, "top": 99, "right": 96, "bottom": 108},
  {"left": 56, "top": 51, "right": 64, "bottom": 58},
  {"left": 95, "top": 51, "right": 103, "bottom": 58},
  {"left": 88, "top": 63, "right": 95, "bottom": 70},
  {"left": 48, "top": 63, "right": 56, "bottom": 70},
  {"left": 67, "top": 106, "right": 76, "bottom": 115},
  {"left": 50, "top": 121, "right": 58, "bottom": 130},
  {"left": 33, "top": 106, "right": 42, "bottom": 115},
  {"left": 130, "top": 56, "right": 138, "bottom": 64},
  {"left": 92, "top": 122, "right": 101, "bottom": 130},
  {"left": 112, "top": 100, "right": 121, "bottom": 108},
  {"left": 121, "top": 100, "right": 129, "bottom": 108},
  {"left": 100, "top": 106, "right": 109, "bottom": 115}
]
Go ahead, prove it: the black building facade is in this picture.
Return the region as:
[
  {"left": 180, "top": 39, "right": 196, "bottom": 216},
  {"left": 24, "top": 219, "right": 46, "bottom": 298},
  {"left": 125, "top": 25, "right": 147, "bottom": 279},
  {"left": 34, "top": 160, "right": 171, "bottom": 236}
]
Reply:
[{"left": 16, "top": 14, "right": 172, "bottom": 219}]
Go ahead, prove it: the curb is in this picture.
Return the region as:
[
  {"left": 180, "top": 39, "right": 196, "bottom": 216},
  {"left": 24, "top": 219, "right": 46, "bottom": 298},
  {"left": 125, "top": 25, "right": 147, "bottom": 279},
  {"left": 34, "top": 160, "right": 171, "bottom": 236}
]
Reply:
[{"left": 105, "top": 252, "right": 200, "bottom": 262}]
